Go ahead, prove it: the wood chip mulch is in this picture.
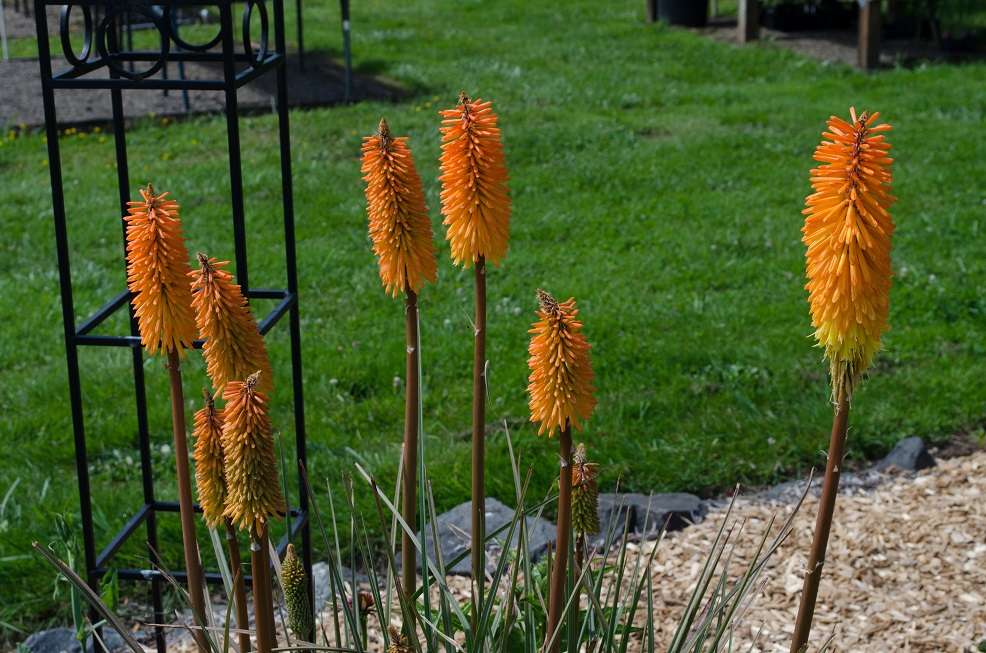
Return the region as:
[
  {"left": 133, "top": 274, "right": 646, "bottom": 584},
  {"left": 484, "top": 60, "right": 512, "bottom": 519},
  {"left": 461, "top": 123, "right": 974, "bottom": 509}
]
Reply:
[
  {"left": 638, "top": 450, "right": 986, "bottom": 652},
  {"left": 164, "top": 451, "right": 985, "bottom": 652}
]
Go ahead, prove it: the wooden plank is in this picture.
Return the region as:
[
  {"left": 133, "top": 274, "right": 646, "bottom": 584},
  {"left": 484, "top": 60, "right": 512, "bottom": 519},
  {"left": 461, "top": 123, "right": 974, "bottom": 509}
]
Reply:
[
  {"left": 738, "top": 0, "right": 759, "bottom": 43},
  {"left": 858, "top": 0, "right": 882, "bottom": 69}
]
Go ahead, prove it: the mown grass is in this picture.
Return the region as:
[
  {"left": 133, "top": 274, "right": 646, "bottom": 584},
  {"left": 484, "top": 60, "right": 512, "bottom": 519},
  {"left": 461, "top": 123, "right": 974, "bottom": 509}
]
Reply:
[{"left": 1, "top": 0, "right": 985, "bottom": 638}]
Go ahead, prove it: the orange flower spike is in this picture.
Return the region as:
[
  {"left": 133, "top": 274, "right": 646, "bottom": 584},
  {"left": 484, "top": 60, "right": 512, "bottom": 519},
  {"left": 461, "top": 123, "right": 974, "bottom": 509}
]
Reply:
[
  {"left": 438, "top": 92, "right": 511, "bottom": 267},
  {"left": 360, "top": 118, "right": 438, "bottom": 296},
  {"left": 221, "top": 372, "right": 286, "bottom": 532},
  {"left": 803, "top": 108, "right": 895, "bottom": 398},
  {"left": 527, "top": 290, "right": 596, "bottom": 437},
  {"left": 193, "top": 389, "right": 227, "bottom": 528},
  {"left": 190, "top": 253, "right": 273, "bottom": 394},
  {"left": 124, "top": 184, "right": 197, "bottom": 356}
]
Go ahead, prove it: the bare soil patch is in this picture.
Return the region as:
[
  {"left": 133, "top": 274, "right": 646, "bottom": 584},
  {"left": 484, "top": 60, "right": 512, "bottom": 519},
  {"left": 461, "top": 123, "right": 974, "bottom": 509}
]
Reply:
[{"left": 0, "top": 52, "right": 408, "bottom": 129}]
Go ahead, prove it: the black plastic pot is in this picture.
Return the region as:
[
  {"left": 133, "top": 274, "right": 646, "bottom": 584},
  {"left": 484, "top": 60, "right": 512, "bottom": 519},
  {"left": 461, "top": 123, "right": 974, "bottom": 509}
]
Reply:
[
  {"left": 762, "top": 1, "right": 853, "bottom": 32},
  {"left": 658, "top": 0, "right": 709, "bottom": 28}
]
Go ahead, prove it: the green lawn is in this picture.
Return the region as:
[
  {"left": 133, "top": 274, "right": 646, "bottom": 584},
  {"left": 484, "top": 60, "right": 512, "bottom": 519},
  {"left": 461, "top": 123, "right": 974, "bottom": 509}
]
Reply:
[{"left": 2, "top": 0, "right": 985, "bottom": 637}]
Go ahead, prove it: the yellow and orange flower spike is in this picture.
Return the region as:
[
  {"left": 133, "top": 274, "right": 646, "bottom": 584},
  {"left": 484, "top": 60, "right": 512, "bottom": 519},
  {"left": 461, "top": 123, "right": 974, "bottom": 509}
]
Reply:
[
  {"left": 190, "top": 253, "right": 273, "bottom": 395},
  {"left": 438, "top": 92, "right": 511, "bottom": 267},
  {"left": 527, "top": 290, "right": 596, "bottom": 437},
  {"left": 221, "top": 372, "right": 286, "bottom": 532},
  {"left": 193, "top": 389, "right": 227, "bottom": 528},
  {"left": 124, "top": 184, "right": 196, "bottom": 356},
  {"left": 360, "top": 118, "right": 438, "bottom": 296},
  {"left": 803, "top": 107, "right": 895, "bottom": 398}
]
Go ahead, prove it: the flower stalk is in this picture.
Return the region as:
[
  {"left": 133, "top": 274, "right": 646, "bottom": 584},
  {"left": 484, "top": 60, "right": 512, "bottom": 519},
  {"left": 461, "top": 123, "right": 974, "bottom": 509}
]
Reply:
[
  {"left": 471, "top": 257, "right": 487, "bottom": 595},
  {"left": 527, "top": 290, "right": 595, "bottom": 653},
  {"left": 192, "top": 391, "right": 250, "bottom": 652},
  {"left": 439, "top": 92, "right": 510, "bottom": 611},
  {"left": 165, "top": 350, "right": 209, "bottom": 651},
  {"left": 124, "top": 185, "right": 207, "bottom": 650},
  {"left": 222, "top": 372, "right": 286, "bottom": 653},
  {"left": 402, "top": 286, "right": 421, "bottom": 598},
  {"left": 546, "top": 424, "right": 573, "bottom": 653},
  {"left": 361, "top": 117, "right": 437, "bottom": 605},
  {"left": 790, "top": 108, "right": 894, "bottom": 652}
]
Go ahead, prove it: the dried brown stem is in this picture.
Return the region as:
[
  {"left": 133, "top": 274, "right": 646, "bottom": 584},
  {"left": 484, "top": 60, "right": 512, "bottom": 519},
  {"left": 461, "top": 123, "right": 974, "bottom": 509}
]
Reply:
[
  {"left": 166, "top": 349, "right": 209, "bottom": 652},
  {"left": 790, "top": 388, "right": 850, "bottom": 652}
]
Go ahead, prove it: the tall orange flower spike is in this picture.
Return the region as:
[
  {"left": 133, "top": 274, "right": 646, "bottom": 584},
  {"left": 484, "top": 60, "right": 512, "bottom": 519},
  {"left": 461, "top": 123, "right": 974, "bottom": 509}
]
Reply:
[
  {"left": 193, "top": 389, "right": 226, "bottom": 528},
  {"left": 190, "top": 253, "right": 273, "bottom": 394},
  {"left": 803, "top": 107, "right": 895, "bottom": 398},
  {"left": 527, "top": 290, "right": 596, "bottom": 437},
  {"left": 124, "top": 184, "right": 196, "bottom": 356},
  {"left": 360, "top": 118, "right": 438, "bottom": 296},
  {"left": 438, "top": 92, "right": 511, "bottom": 267},
  {"left": 221, "top": 372, "right": 286, "bottom": 532}
]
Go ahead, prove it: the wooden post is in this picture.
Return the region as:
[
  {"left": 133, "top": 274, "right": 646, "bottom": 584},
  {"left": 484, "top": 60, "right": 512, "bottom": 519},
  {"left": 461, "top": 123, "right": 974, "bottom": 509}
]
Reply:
[
  {"left": 646, "top": 0, "right": 657, "bottom": 23},
  {"left": 738, "top": 0, "right": 759, "bottom": 43},
  {"left": 858, "top": 0, "right": 881, "bottom": 70}
]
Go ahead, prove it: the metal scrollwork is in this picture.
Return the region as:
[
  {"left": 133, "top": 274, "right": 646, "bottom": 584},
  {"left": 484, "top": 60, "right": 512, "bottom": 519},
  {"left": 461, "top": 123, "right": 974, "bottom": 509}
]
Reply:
[
  {"left": 95, "top": 3, "right": 170, "bottom": 80},
  {"left": 242, "top": 0, "right": 269, "bottom": 66},
  {"left": 165, "top": 5, "right": 222, "bottom": 52},
  {"left": 59, "top": 4, "right": 94, "bottom": 67}
]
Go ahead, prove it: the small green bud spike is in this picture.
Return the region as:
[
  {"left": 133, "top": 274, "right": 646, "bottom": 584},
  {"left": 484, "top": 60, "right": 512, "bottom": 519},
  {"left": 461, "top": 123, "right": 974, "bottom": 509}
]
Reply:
[
  {"left": 571, "top": 443, "right": 600, "bottom": 536},
  {"left": 281, "top": 544, "right": 313, "bottom": 639}
]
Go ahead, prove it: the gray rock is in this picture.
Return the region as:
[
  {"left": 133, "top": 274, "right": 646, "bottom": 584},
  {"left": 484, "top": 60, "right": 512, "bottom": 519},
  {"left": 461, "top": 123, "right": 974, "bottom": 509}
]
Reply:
[
  {"left": 22, "top": 628, "right": 126, "bottom": 653},
  {"left": 620, "top": 492, "right": 707, "bottom": 536},
  {"left": 413, "top": 497, "right": 556, "bottom": 575},
  {"left": 876, "top": 436, "right": 936, "bottom": 472},
  {"left": 311, "top": 561, "right": 368, "bottom": 609},
  {"left": 588, "top": 494, "right": 634, "bottom": 549}
]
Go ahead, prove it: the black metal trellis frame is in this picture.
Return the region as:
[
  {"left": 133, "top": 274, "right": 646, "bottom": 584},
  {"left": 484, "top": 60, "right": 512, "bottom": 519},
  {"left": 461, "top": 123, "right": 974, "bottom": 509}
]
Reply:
[{"left": 35, "top": 1, "right": 311, "bottom": 649}]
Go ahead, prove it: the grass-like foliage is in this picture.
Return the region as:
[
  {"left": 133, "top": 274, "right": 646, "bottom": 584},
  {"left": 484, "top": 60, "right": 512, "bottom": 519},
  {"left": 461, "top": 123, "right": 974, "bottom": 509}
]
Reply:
[{"left": 33, "top": 435, "right": 811, "bottom": 652}]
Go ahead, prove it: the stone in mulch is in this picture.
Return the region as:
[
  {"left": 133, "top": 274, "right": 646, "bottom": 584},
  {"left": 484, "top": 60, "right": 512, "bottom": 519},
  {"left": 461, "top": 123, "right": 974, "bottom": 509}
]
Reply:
[
  {"left": 592, "top": 492, "right": 706, "bottom": 548},
  {"left": 758, "top": 436, "right": 937, "bottom": 505},
  {"left": 876, "top": 435, "right": 936, "bottom": 472},
  {"left": 408, "top": 497, "right": 556, "bottom": 576},
  {"left": 22, "top": 627, "right": 126, "bottom": 653},
  {"left": 0, "top": 51, "right": 407, "bottom": 129}
]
